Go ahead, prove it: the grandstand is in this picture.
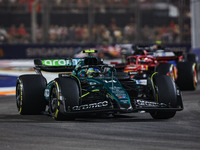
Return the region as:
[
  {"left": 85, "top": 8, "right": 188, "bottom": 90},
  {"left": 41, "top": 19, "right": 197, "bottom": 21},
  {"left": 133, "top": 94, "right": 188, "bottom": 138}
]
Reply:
[{"left": 0, "top": 0, "right": 191, "bottom": 44}]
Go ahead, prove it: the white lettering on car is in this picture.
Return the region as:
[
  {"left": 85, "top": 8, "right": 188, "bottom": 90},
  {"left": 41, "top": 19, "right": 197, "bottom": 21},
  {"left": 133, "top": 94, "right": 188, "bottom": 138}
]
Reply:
[
  {"left": 44, "top": 60, "right": 52, "bottom": 66},
  {"left": 72, "top": 101, "right": 108, "bottom": 111}
]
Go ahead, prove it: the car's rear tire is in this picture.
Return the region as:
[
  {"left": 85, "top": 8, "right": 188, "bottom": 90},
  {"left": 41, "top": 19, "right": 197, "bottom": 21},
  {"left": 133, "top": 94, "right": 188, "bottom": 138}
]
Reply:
[
  {"left": 156, "top": 63, "right": 176, "bottom": 81},
  {"left": 49, "top": 78, "right": 79, "bottom": 120},
  {"left": 150, "top": 74, "right": 177, "bottom": 119},
  {"left": 16, "top": 74, "right": 47, "bottom": 115},
  {"left": 176, "top": 62, "right": 198, "bottom": 90},
  {"left": 186, "top": 53, "right": 198, "bottom": 63}
]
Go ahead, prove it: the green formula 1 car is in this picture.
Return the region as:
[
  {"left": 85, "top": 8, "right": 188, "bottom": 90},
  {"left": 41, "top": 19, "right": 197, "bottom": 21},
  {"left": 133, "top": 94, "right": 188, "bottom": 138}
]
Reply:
[{"left": 16, "top": 50, "right": 183, "bottom": 120}]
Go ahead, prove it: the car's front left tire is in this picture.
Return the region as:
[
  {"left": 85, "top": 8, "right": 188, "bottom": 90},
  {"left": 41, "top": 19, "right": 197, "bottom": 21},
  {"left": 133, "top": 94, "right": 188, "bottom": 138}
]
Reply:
[{"left": 49, "top": 78, "right": 79, "bottom": 120}]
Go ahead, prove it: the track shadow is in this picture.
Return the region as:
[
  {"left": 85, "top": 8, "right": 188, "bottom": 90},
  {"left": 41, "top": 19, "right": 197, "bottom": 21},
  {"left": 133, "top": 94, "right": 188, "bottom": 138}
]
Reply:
[{"left": 0, "top": 113, "right": 170, "bottom": 123}]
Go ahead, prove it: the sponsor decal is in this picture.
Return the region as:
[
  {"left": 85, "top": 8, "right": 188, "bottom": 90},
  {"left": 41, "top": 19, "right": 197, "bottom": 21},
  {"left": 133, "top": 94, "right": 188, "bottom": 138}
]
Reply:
[
  {"left": 60, "top": 74, "right": 70, "bottom": 77},
  {"left": 72, "top": 101, "right": 108, "bottom": 110},
  {"left": 42, "top": 59, "right": 72, "bottom": 66},
  {"left": 136, "top": 99, "right": 166, "bottom": 107},
  {"left": 120, "top": 99, "right": 129, "bottom": 104},
  {"left": 26, "top": 47, "right": 74, "bottom": 57},
  {"left": 136, "top": 79, "right": 147, "bottom": 85},
  {"left": 128, "top": 71, "right": 137, "bottom": 75},
  {"left": 89, "top": 82, "right": 97, "bottom": 85},
  {"left": 153, "top": 51, "right": 175, "bottom": 57},
  {"left": 72, "top": 59, "right": 81, "bottom": 66},
  {"left": 104, "top": 80, "right": 117, "bottom": 83},
  {"left": 118, "top": 95, "right": 126, "bottom": 98},
  {"left": 42, "top": 59, "right": 80, "bottom": 66}
]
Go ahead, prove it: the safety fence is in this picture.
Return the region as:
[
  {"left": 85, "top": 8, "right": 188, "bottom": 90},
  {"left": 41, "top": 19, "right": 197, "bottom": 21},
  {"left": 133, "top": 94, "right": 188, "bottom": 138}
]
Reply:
[{"left": 0, "top": 43, "right": 192, "bottom": 59}]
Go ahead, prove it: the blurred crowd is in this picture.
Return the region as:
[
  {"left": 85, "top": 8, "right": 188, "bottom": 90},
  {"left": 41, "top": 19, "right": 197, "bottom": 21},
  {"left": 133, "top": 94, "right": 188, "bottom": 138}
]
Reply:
[
  {"left": 0, "top": 21, "right": 191, "bottom": 44},
  {"left": 0, "top": 0, "right": 191, "bottom": 44},
  {"left": 0, "top": 0, "right": 184, "bottom": 13}
]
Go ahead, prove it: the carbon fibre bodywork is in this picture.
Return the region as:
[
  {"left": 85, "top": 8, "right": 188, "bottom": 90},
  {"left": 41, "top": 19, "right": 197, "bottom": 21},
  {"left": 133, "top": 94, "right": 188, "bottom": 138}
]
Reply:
[
  {"left": 16, "top": 52, "right": 183, "bottom": 120},
  {"left": 38, "top": 56, "right": 183, "bottom": 116}
]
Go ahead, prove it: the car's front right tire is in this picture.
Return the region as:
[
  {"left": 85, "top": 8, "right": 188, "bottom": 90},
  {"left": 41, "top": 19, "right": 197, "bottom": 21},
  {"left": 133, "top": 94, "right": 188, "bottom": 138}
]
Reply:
[
  {"left": 150, "top": 74, "right": 177, "bottom": 119},
  {"left": 16, "top": 74, "right": 47, "bottom": 115}
]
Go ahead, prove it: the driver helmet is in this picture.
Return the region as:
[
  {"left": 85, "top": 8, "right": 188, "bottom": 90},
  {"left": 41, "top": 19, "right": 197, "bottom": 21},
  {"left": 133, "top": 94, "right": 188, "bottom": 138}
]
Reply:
[
  {"left": 154, "top": 41, "right": 164, "bottom": 50},
  {"left": 86, "top": 68, "right": 100, "bottom": 77}
]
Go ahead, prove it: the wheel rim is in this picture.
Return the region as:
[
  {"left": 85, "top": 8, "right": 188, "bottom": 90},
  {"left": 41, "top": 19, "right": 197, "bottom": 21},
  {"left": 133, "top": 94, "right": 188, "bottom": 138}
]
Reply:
[
  {"left": 169, "top": 65, "right": 175, "bottom": 81},
  {"left": 16, "top": 82, "right": 23, "bottom": 113},
  {"left": 50, "top": 87, "right": 58, "bottom": 115},
  {"left": 170, "top": 71, "right": 175, "bottom": 81},
  {"left": 50, "top": 85, "right": 61, "bottom": 120},
  {"left": 193, "top": 68, "right": 197, "bottom": 88}
]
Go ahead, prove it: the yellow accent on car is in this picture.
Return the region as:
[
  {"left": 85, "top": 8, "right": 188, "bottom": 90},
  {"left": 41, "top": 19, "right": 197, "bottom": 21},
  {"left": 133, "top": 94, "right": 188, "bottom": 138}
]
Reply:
[
  {"left": 18, "top": 79, "right": 23, "bottom": 114},
  {"left": 55, "top": 81, "right": 60, "bottom": 99},
  {"left": 54, "top": 81, "right": 60, "bottom": 119},
  {"left": 80, "top": 92, "right": 90, "bottom": 98},
  {"left": 107, "top": 93, "right": 115, "bottom": 100},
  {"left": 155, "top": 41, "right": 162, "bottom": 44},
  {"left": 151, "top": 72, "right": 158, "bottom": 102},
  {"left": 92, "top": 89, "right": 100, "bottom": 92},
  {"left": 169, "top": 64, "right": 175, "bottom": 81},
  {"left": 82, "top": 50, "right": 96, "bottom": 53},
  {"left": 80, "top": 89, "right": 100, "bottom": 98},
  {"left": 55, "top": 109, "right": 59, "bottom": 118}
]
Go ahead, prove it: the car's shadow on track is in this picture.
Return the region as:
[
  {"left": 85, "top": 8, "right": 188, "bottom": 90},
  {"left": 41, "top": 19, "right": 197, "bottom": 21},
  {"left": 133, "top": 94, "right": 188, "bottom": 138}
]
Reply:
[{"left": 0, "top": 113, "right": 170, "bottom": 123}]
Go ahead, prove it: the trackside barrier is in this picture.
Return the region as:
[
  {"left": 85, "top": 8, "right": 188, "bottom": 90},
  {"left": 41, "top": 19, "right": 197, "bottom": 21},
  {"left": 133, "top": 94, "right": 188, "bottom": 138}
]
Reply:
[
  {"left": 0, "top": 43, "right": 191, "bottom": 59},
  {"left": 0, "top": 44, "right": 95, "bottom": 59}
]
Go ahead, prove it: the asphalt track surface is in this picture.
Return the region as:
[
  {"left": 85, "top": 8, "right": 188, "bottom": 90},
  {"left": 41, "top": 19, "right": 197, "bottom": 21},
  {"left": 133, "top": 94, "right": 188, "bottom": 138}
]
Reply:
[{"left": 0, "top": 86, "right": 200, "bottom": 150}]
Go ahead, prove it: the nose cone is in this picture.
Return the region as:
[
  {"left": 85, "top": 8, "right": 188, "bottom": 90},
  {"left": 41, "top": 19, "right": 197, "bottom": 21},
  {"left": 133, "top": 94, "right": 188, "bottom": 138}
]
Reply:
[{"left": 119, "top": 104, "right": 133, "bottom": 112}]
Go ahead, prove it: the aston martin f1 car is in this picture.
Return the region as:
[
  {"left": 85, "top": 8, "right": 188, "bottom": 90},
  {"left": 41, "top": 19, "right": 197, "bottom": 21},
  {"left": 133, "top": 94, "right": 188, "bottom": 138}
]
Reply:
[{"left": 16, "top": 50, "right": 183, "bottom": 120}]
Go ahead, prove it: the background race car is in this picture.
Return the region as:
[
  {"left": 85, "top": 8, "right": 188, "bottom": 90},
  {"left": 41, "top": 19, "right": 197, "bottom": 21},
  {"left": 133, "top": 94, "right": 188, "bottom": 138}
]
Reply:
[{"left": 117, "top": 44, "right": 198, "bottom": 91}]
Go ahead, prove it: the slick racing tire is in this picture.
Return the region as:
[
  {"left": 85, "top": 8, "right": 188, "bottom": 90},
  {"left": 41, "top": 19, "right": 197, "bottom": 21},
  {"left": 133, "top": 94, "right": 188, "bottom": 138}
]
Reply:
[
  {"left": 186, "top": 53, "right": 198, "bottom": 63},
  {"left": 49, "top": 78, "right": 79, "bottom": 120},
  {"left": 150, "top": 74, "right": 177, "bottom": 119},
  {"left": 156, "top": 63, "right": 176, "bottom": 81},
  {"left": 176, "top": 62, "right": 198, "bottom": 90},
  {"left": 16, "top": 74, "right": 47, "bottom": 115}
]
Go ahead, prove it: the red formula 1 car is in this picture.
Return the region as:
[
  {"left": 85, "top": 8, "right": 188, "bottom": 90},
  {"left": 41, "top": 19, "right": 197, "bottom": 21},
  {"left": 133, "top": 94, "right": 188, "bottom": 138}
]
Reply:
[
  {"left": 111, "top": 54, "right": 159, "bottom": 79},
  {"left": 123, "top": 55, "right": 157, "bottom": 74},
  {"left": 116, "top": 45, "right": 198, "bottom": 90}
]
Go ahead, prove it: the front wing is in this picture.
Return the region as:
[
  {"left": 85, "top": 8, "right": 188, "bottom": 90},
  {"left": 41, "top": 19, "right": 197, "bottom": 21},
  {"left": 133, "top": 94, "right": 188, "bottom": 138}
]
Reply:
[{"left": 57, "top": 97, "right": 183, "bottom": 115}]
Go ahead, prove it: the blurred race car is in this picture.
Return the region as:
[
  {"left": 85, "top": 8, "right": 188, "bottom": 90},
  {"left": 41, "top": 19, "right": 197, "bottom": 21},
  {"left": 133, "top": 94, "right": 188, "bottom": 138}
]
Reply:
[
  {"left": 152, "top": 48, "right": 198, "bottom": 90},
  {"left": 112, "top": 54, "right": 157, "bottom": 75},
  {"left": 16, "top": 50, "right": 183, "bottom": 120},
  {"left": 117, "top": 44, "right": 198, "bottom": 90}
]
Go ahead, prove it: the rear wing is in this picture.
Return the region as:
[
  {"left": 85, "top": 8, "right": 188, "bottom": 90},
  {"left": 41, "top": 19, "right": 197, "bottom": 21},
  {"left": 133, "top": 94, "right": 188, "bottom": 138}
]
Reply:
[{"left": 34, "top": 58, "right": 81, "bottom": 72}]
